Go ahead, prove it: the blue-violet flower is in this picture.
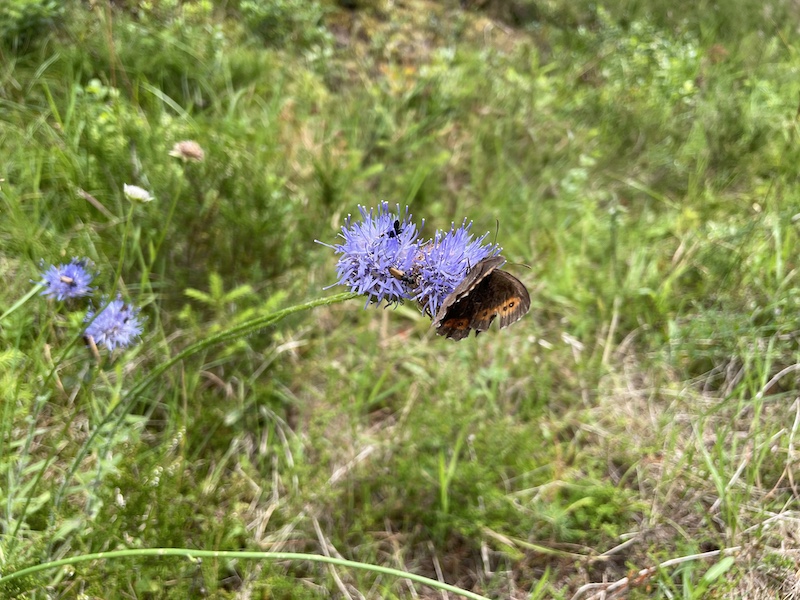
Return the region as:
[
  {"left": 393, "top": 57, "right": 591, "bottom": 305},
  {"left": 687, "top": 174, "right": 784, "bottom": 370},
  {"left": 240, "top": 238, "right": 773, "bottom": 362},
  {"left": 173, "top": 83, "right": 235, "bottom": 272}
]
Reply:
[
  {"left": 412, "top": 221, "right": 499, "bottom": 317},
  {"left": 85, "top": 297, "right": 143, "bottom": 351},
  {"left": 318, "top": 202, "right": 422, "bottom": 307},
  {"left": 39, "top": 258, "right": 96, "bottom": 301}
]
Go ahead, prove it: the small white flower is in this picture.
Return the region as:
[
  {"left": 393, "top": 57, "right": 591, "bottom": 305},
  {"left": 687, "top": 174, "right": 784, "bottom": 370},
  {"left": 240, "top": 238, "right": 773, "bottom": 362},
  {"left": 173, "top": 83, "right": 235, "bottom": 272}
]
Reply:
[{"left": 123, "top": 184, "right": 154, "bottom": 203}]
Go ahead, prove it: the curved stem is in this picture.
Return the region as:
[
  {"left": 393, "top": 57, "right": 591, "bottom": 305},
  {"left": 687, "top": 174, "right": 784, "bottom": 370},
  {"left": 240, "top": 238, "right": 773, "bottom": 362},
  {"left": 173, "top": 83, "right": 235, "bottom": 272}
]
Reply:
[{"left": 0, "top": 548, "right": 491, "bottom": 600}]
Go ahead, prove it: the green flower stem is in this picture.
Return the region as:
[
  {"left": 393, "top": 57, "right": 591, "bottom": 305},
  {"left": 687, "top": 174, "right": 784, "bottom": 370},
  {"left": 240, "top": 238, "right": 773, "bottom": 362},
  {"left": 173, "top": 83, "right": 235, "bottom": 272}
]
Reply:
[
  {"left": 0, "top": 548, "right": 491, "bottom": 600},
  {"left": 110, "top": 200, "right": 137, "bottom": 301},
  {"left": 151, "top": 175, "right": 184, "bottom": 268},
  {"left": 53, "top": 291, "right": 359, "bottom": 510}
]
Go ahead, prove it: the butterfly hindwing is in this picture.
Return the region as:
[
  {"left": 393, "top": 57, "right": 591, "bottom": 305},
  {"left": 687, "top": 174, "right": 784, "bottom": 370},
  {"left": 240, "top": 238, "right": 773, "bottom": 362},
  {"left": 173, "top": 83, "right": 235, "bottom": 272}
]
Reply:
[{"left": 433, "top": 256, "right": 530, "bottom": 340}]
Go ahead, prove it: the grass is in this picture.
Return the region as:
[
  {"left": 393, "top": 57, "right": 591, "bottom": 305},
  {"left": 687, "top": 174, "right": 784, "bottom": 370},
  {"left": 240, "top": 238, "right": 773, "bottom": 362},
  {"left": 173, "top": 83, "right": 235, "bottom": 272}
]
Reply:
[{"left": 1, "top": 0, "right": 800, "bottom": 597}]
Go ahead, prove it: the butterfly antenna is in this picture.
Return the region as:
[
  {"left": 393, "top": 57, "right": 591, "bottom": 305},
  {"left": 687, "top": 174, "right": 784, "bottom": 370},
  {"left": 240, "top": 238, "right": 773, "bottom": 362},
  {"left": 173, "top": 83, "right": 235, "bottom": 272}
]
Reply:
[{"left": 504, "top": 260, "right": 532, "bottom": 270}]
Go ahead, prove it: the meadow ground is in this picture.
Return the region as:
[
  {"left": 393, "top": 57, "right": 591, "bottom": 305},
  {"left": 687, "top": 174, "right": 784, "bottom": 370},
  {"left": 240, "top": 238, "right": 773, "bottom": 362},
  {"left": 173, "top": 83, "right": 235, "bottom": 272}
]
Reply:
[{"left": 2, "top": 0, "right": 800, "bottom": 598}]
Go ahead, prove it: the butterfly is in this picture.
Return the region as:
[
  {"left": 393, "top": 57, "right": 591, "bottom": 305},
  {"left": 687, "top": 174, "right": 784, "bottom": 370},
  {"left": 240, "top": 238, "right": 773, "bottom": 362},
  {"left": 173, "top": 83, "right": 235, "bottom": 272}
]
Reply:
[{"left": 432, "top": 256, "right": 530, "bottom": 341}]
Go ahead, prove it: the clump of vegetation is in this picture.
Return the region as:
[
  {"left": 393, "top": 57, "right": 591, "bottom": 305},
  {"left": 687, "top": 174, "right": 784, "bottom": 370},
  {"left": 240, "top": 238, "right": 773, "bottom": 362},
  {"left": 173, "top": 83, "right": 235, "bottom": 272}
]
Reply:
[
  {"left": 240, "top": 0, "right": 332, "bottom": 49},
  {"left": 0, "top": 0, "right": 63, "bottom": 49}
]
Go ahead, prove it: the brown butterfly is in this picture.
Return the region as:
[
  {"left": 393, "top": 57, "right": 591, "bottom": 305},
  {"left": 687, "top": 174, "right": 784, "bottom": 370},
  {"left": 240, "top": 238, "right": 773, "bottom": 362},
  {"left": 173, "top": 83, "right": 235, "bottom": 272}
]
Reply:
[{"left": 432, "top": 256, "right": 530, "bottom": 341}]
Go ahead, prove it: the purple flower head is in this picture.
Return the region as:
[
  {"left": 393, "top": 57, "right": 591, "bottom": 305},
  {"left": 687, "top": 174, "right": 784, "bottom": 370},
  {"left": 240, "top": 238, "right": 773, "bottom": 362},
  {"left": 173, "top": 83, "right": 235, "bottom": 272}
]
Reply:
[
  {"left": 412, "top": 220, "right": 500, "bottom": 317},
  {"left": 38, "top": 258, "right": 96, "bottom": 301},
  {"left": 317, "top": 202, "right": 422, "bottom": 306},
  {"left": 84, "top": 297, "right": 143, "bottom": 352}
]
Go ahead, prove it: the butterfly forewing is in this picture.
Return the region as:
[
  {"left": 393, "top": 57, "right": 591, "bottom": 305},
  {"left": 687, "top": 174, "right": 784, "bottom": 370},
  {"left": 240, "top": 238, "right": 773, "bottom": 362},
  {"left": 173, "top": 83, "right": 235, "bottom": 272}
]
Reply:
[{"left": 432, "top": 256, "right": 504, "bottom": 328}]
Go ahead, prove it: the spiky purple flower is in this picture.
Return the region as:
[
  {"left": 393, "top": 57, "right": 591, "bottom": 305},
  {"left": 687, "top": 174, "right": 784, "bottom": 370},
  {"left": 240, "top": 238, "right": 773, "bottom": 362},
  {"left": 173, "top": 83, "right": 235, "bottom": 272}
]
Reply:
[
  {"left": 84, "top": 297, "right": 143, "bottom": 351},
  {"left": 317, "top": 202, "right": 422, "bottom": 306},
  {"left": 412, "top": 221, "right": 499, "bottom": 317},
  {"left": 38, "top": 258, "right": 96, "bottom": 301}
]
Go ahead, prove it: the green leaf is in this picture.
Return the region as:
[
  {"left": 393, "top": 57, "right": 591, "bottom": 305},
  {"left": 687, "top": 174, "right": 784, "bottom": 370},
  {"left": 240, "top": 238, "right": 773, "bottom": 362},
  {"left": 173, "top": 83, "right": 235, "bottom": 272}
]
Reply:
[
  {"left": 701, "top": 556, "right": 735, "bottom": 584},
  {"left": 184, "top": 288, "right": 213, "bottom": 304}
]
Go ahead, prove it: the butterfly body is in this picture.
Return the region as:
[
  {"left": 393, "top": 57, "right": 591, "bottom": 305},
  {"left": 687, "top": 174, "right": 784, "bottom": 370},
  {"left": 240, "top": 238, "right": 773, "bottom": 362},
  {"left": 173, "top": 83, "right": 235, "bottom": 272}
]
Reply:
[{"left": 432, "top": 256, "right": 530, "bottom": 340}]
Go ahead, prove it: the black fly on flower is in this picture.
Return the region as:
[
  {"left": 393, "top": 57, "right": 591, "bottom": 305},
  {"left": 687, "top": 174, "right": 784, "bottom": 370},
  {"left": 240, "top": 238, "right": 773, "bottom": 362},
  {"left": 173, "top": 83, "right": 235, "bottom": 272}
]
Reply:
[
  {"left": 317, "top": 202, "right": 422, "bottom": 307},
  {"left": 319, "top": 204, "right": 528, "bottom": 341}
]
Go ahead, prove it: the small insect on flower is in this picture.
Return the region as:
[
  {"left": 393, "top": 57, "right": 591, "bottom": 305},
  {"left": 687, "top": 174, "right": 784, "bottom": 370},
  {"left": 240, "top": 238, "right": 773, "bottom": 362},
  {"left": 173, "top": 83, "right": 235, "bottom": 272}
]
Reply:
[
  {"left": 169, "top": 140, "right": 205, "bottom": 162},
  {"left": 123, "top": 184, "right": 154, "bottom": 203},
  {"left": 386, "top": 219, "right": 403, "bottom": 238},
  {"left": 84, "top": 297, "right": 143, "bottom": 352},
  {"left": 38, "top": 258, "right": 96, "bottom": 301},
  {"left": 317, "top": 202, "right": 422, "bottom": 307},
  {"left": 319, "top": 205, "right": 531, "bottom": 340}
]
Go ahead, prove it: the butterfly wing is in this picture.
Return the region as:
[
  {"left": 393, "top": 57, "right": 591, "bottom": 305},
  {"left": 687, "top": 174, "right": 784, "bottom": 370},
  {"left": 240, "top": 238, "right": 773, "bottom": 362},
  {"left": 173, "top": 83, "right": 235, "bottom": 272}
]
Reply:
[
  {"left": 433, "top": 257, "right": 530, "bottom": 340},
  {"left": 471, "top": 270, "right": 530, "bottom": 331},
  {"left": 432, "top": 257, "right": 503, "bottom": 327}
]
